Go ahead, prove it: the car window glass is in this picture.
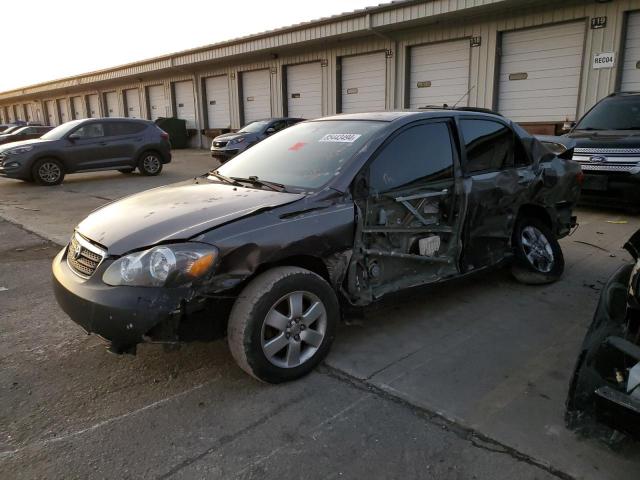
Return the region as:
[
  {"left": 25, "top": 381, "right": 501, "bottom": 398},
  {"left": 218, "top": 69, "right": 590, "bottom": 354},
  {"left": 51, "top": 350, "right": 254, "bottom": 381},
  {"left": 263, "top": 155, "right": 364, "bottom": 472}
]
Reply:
[
  {"left": 72, "top": 123, "right": 104, "bottom": 139},
  {"left": 369, "top": 123, "right": 454, "bottom": 193},
  {"left": 106, "top": 122, "right": 146, "bottom": 136},
  {"left": 461, "top": 119, "right": 513, "bottom": 173},
  {"left": 271, "top": 120, "right": 286, "bottom": 132},
  {"left": 217, "top": 120, "right": 386, "bottom": 190},
  {"left": 576, "top": 96, "right": 640, "bottom": 130}
]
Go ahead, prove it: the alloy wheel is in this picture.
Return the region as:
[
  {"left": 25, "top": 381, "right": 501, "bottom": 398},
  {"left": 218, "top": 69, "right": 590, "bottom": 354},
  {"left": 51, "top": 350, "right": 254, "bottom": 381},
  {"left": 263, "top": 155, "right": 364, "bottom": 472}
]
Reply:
[
  {"left": 260, "top": 291, "right": 327, "bottom": 368},
  {"left": 521, "top": 225, "right": 554, "bottom": 273},
  {"left": 142, "top": 154, "right": 160, "bottom": 174},
  {"left": 38, "top": 162, "right": 61, "bottom": 183}
]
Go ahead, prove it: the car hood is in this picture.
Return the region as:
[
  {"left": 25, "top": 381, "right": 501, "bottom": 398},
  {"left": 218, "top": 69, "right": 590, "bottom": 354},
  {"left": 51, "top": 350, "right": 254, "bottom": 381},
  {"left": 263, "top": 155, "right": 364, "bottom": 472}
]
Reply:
[
  {"left": 76, "top": 178, "right": 306, "bottom": 255},
  {"left": 0, "top": 138, "right": 51, "bottom": 152},
  {"left": 565, "top": 130, "right": 640, "bottom": 149},
  {"left": 213, "top": 132, "right": 258, "bottom": 142}
]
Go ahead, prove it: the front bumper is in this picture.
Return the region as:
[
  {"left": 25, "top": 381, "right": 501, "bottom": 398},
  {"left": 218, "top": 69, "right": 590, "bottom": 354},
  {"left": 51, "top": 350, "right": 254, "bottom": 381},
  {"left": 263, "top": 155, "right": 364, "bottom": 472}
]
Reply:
[
  {"left": 0, "top": 154, "right": 31, "bottom": 179},
  {"left": 210, "top": 148, "right": 240, "bottom": 161},
  {"left": 579, "top": 168, "right": 640, "bottom": 204},
  {"left": 52, "top": 247, "right": 190, "bottom": 353}
]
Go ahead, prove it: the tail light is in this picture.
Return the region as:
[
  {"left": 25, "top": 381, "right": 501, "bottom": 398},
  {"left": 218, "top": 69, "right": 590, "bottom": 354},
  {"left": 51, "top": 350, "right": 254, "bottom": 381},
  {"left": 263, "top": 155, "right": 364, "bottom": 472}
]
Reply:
[
  {"left": 160, "top": 130, "right": 169, "bottom": 140},
  {"left": 576, "top": 170, "right": 585, "bottom": 186}
]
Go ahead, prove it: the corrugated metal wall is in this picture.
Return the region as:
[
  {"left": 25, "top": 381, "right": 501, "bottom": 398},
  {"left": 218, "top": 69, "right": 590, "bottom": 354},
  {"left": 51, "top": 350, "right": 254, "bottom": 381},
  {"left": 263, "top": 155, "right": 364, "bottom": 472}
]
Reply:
[{"left": 1, "top": 0, "right": 639, "bottom": 143}]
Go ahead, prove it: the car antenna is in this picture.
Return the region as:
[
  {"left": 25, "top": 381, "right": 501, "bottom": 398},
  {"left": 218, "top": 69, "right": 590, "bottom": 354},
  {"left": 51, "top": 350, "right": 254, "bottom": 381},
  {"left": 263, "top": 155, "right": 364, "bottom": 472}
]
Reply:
[{"left": 452, "top": 85, "right": 476, "bottom": 109}]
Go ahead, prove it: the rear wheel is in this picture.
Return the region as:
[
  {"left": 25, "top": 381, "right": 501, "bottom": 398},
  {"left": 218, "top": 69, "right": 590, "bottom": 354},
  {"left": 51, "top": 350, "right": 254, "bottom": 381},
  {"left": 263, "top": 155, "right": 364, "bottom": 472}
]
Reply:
[
  {"left": 227, "top": 267, "right": 339, "bottom": 383},
  {"left": 32, "top": 158, "right": 65, "bottom": 186},
  {"left": 137, "top": 152, "right": 163, "bottom": 176},
  {"left": 511, "top": 216, "right": 564, "bottom": 284}
]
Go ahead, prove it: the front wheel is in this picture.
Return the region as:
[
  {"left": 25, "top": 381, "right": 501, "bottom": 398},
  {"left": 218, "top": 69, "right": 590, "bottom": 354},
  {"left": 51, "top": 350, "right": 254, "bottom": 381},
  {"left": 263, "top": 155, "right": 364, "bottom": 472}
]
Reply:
[
  {"left": 137, "top": 152, "right": 163, "bottom": 176},
  {"left": 32, "top": 158, "right": 65, "bottom": 186},
  {"left": 227, "top": 267, "right": 339, "bottom": 383},
  {"left": 511, "top": 216, "right": 564, "bottom": 284}
]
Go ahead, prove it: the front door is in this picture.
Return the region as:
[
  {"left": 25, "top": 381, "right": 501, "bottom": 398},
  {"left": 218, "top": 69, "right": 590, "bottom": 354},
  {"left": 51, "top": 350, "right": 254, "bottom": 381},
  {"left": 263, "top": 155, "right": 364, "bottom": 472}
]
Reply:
[
  {"left": 457, "top": 117, "right": 530, "bottom": 270},
  {"left": 348, "top": 120, "right": 462, "bottom": 303},
  {"left": 65, "top": 122, "right": 115, "bottom": 171}
]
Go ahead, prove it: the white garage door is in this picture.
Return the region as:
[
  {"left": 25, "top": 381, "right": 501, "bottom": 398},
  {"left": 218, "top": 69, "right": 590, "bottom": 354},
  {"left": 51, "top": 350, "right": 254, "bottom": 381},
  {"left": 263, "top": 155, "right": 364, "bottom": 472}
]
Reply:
[
  {"left": 71, "top": 96, "right": 85, "bottom": 119},
  {"left": 45, "top": 100, "right": 57, "bottom": 126},
  {"left": 25, "top": 104, "right": 34, "bottom": 122},
  {"left": 621, "top": 11, "right": 640, "bottom": 92},
  {"left": 497, "top": 22, "right": 585, "bottom": 122},
  {"left": 57, "top": 99, "right": 68, "bottom": 123},
  {"left": 147, "top": 85, "right": 167, "bottom": 121},
  {"left": 174, "top": 80, "right": 196, "bottom": 128},
  {"left": 104, "top": 92, "right": 119, "bottom": 117},
  {"left": 125, "top": 89, "right": 141, "bottom": 118},
  {"left": 204, "top": 76, "right": 230, "bottom": 128},
  {"left": 286, "top": 62, "right": 322, "bottom": 119},
  {"left": 341, "top": 52, "right": 386, "bottom": 113},
  {"left": 87, "top": 94, "right": 100, "bottom": 118},
  {"left": 409, "top": 40, "right": 470, "bottom": 108},
  {"left": 242, "top": 70, "right": 271, "bottom": 124}
]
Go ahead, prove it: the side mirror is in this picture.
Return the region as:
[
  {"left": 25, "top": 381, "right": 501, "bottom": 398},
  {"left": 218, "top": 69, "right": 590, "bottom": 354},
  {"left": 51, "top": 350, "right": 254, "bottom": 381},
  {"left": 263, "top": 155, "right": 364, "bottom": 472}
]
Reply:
[
  {"left": 68, "top": 132, "right": 81, "bottom": 141},
  {"left": 562, "top": 121, "right": 576, "bottom": 132},
  {"left": 265, "top": 127, "right": 276, "bottom": 135}
]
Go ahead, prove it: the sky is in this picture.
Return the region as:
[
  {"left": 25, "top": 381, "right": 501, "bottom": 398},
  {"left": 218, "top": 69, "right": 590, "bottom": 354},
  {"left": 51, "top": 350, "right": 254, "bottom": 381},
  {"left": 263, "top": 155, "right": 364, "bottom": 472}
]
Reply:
[{"left": 1, "top": 0, "right": 379, "bottom": 92}]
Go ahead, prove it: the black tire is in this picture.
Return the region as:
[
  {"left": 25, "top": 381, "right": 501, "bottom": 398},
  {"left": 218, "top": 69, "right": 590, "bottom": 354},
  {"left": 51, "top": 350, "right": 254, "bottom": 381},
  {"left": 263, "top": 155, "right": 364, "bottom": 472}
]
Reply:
[
  {"left": 511, "top": 216, "right": 564, "bottom": 284},
  {"left": 228, "top": 266, "right": 339, "bottom": 383},
  {"left": 118, "top": 168, "right": 135, "bottom": 174},
  {"left": 32, "top": 158, "right": 65, "bottom": 186},
  {"left": 137, "top": 151, "right": 163, "bottom": 176}
]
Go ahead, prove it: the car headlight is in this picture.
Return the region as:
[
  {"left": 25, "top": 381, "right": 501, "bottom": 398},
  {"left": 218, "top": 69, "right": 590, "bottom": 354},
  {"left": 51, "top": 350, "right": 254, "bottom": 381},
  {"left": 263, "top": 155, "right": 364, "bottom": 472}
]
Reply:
[
  {"left": 4, "top": 145, "right": 34, "bottom": 155},
  {"left": 541, "top": 141, "right": 567, "bottom": 156},
  {"left": 102, "top": 243, "right": 218, "bottom": 287},
  {"left": 228, "top": 137, "right": 246, "bottom": 145}
]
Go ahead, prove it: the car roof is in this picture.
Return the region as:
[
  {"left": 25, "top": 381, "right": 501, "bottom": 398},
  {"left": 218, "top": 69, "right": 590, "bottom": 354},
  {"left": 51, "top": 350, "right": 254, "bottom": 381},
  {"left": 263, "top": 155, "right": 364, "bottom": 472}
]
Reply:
[
  {"left": 610, "top": 91, "right": 640, "bottom": 97},
  {"left": 314, "top": 109, "right": 505, "bottom": 123}
]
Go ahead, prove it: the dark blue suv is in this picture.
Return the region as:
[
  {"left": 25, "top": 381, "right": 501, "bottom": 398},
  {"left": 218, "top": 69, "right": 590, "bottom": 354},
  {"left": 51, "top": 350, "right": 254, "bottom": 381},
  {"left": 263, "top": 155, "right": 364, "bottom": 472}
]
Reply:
[{"left": 0, "top": 118, "right": 172, "bottom": 185}]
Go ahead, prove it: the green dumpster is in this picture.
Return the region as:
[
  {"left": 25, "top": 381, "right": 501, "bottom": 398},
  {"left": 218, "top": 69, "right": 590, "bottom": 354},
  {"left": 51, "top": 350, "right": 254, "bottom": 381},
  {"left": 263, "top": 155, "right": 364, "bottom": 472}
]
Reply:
[{"left": 155, "top": 117, "right": 188, "bottom": 149}]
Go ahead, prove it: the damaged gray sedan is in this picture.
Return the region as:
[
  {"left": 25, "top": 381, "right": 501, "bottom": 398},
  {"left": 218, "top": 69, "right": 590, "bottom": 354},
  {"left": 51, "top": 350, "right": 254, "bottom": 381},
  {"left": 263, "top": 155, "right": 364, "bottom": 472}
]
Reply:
[{"left": 52, "top": 110, "right": 582, "bottom": 383}]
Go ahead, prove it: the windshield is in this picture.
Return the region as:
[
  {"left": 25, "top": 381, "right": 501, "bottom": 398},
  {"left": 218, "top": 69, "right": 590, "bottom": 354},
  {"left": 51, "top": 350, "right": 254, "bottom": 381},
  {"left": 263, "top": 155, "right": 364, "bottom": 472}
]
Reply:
[
  {"left": 10, "top": 127, "right": 29, "bottom": 134},
  {"left": 238, "top": 120, "right": 269, "bottom": 133},
  {"left": 576, "top": 96, "right": 640, "bottom": 130},
  {"left": 2, "top": 126, "right": 21, "bottom": 135},
  {"left": 40, "top": 120, "right": 84, "bottom": 140},
  {"left": 215, "top": 120, "right": 387, "bottom": 190}
]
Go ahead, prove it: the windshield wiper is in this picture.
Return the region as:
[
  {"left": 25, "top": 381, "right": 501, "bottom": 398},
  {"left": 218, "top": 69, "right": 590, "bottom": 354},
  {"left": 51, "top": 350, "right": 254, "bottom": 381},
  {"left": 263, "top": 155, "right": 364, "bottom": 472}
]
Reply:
[
  {"left": 231, "top": 176, "right": 286, "bottom": 192},
  {"left": 209, "top": 170, "right": 243, "bottom": 186}
]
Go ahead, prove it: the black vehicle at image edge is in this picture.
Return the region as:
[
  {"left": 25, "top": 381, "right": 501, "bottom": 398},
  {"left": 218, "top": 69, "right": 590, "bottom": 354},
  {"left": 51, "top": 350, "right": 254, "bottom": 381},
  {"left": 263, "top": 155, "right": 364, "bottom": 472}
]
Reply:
[
  {"left": 562, "top": 92, "right": 640, "bottom": 205},
  {"left": 52, "top": 110, "right": 582, "bottom": 383},
  {"left": 0, "top": 118, "right": 171, "bottom": 185}
]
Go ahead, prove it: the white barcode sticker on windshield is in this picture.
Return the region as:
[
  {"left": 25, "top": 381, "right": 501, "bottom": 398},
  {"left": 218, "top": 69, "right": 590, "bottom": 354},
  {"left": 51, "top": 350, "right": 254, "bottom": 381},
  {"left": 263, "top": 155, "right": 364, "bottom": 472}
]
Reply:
[{"left": 319, "top": 133, "right": 361, "bottom": 143}]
